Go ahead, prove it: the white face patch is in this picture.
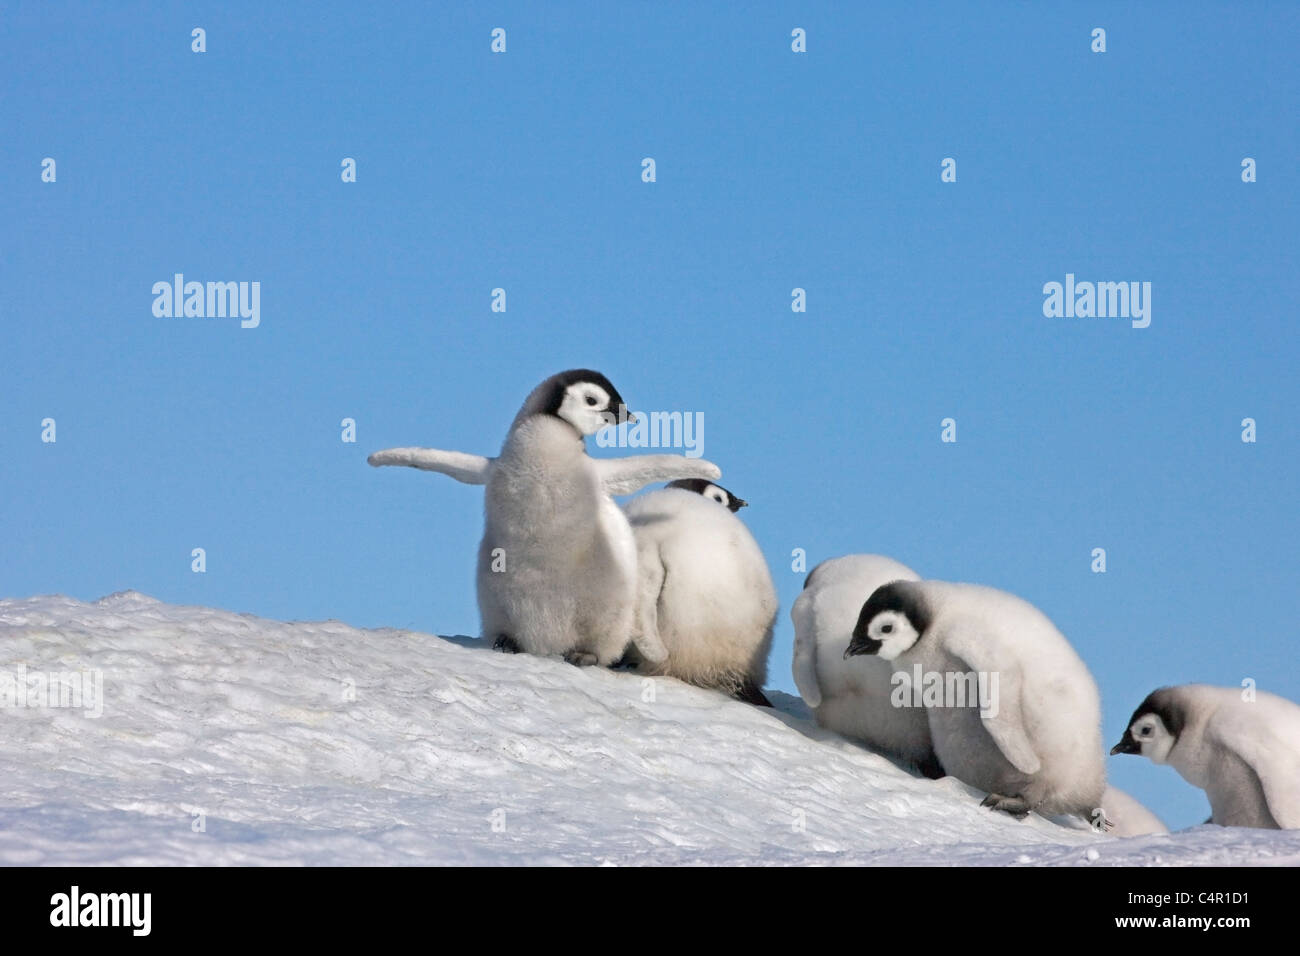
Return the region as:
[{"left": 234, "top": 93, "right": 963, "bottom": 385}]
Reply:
[
  {"left": 556, "top": 382, "right": 616, "bottom": 436},
  {"left": 868, "top": 610, "right": 920, "bottom": 660},
  {"left": 704, "top": 484, "right": 729, "bottom": 507},
  {"left": 1130, "top": 713, "right": 1175, "bottom": 764}
]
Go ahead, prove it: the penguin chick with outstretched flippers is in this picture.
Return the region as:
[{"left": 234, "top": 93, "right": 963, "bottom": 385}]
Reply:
[{"left": 369, "top": 369, "right": 722, "bottom": 666}]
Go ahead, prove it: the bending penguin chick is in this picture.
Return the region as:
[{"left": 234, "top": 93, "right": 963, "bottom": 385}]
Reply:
[
  {"left": 368, "top": 368, "right": 722, "bottom": 666},
  {"left": 1111, "top": 684, "right": 1300, "bottom": 829},
  {"left": 847, "top": 580, "right": 1106, "bottom": 820},
  {"left": 790, "top": 555, "right": 940, "bottom": 777},
  {"left": 621, "top": 481, "right": 777, "bottom": 705}
]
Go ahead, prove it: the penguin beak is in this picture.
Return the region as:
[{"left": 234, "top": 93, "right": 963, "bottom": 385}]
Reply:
[
  {"left": 1110, "top": 733, "right": 1139, "bottom": 756},
  {"left": 601, "top": 405, "right": 636, "bottom": 427},
  {"left": 733, "top": 498, "right": 748, "bottom": 510},
  {"left": 844, "top": 635, "right": 882, "bottom": 659},
  {"left": 603, "top": 389, "right": 635, "bottom": 425}
]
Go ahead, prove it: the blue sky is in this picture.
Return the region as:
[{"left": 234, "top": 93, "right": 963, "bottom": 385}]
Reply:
[{"left": 3, "top": 2, "right": 1297, "bottom": 832}]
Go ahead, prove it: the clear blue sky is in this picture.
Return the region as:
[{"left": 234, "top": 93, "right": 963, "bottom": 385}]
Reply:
[{"left": 3, "top": 2, "right": 1297, "bottom": 832}]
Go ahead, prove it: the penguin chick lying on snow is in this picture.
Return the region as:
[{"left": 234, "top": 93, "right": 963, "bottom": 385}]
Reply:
[
  {"left": 620, "top": 480, "right": 777, "bottom": 706},
  {"left": 790, "top": 555, "right": 941, "bottom": 778},
  {"left": 847, "top": 579, "right": 1106, "bottom": 820},
  {"left": 368, "top": 369, "right": 722, "bottom": 667},
  {"left": 1112, "top": 684, "right": 1300, "bottom": 829}
]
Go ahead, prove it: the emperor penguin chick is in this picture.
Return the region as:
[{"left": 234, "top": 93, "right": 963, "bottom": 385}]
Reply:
[
  {"left": 622, "top": 482, "right": 777, "bottom": 705},
  {"left": 790, "top": 555, "right": 940, "bottom": 777},
  {"left": 368, "top": 369, "right": 721, "bottom": 666},
  {"left": 847, "top": 580, "right": 1106, "bottom": 819},
  {"left": 1111, "top": 684, "right": 1300, "bottom": 829}
]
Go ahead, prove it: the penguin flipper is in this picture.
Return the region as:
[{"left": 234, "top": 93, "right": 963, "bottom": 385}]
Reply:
[
  {"left": 597, "top": 455, "right": 720, "bottom": 496},
  {"left": 630, "top": 633, "right": 668, "bottom": 665},
  {"left": 367, "top": 447, "right": 494, "bottom": 484},
  {"left": 734, "top": 680, "right": 773, "bottom": 707},
  {"left": 981, "top": 709, "right": 1041, "bottom": 775},
  {"left": 629, "top": 547, "right": 669, "bottom": 665},
  {"left": 789, "top": 592, "right": 823, "bottom": 708},
  {"left": 945, "top": 631, "right": 1042, "bottom": 776}
]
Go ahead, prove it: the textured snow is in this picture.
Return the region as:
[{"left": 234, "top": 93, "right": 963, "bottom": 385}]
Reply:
[{"left": 1, "top": 592, "right": 1297, "bottom": 866}]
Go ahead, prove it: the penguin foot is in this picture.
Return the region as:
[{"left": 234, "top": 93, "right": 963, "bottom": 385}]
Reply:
[
  {"left": 563, "top": 650, "right": 599, "bottom": 667},
  {"left": 916, "top": 754, "right": 947, "bottom": 780},
  {"left": 980, "top": 793, "right": 1032, "bottom": 818},
  {"left": 492, "top": 635, "right": 522, "bottom": 654}
]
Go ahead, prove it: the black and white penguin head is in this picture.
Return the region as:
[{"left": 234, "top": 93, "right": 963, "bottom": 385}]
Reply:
[
  {"left": 666, "top": 478, "right": 748, "bottom": 512},
  {"left": 1111, "top": 689, "right": 1183, "bottom": 764},
  {"left": 845, "top": 580, "right": 930, "bottom": 661},
  {"left": 526, "top": 369, "right": 634, "bottom": 437}
]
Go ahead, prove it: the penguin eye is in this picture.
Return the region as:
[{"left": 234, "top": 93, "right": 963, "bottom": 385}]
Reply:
[
  {"left": 1139, "top": 726, "right": 1152, "bottom": 737},
  {"left": 881, "top": 623, "right": 894, "bottom": 634},
  {"left": 585, "top": 395, "right": 599, "bottom": 407}
]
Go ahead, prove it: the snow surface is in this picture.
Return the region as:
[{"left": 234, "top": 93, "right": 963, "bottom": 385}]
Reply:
[{"left": 2, "top": 591, "right": 1298, "bottom": 866}]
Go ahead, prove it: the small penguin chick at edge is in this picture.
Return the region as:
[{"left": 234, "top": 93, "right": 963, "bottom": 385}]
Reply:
[
  {"left": 1111, "top": 684, "right": 1300, "bottom": 829},
  {"left": 367, "top": 368, "right": 722, "bottom": 667},
  {"left": 846, "top": 579, "right": 1106, "bottom": 821},
  {"left": 620, "top": 481, "right": 776, "bottom": 706},
  {"left": 790, "top": 555, "right": 940, "bottom": 778},
  {"left": 1095, "top": 786, "right": 1168, "bottom": 837}
]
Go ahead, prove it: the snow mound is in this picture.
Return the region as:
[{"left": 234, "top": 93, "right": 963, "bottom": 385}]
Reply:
[{"left": 2, "top": 593, "right": 1298, "bottom": 866}]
